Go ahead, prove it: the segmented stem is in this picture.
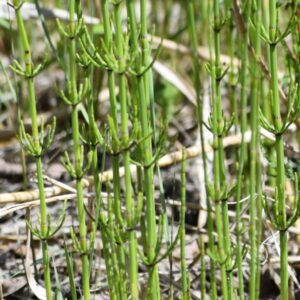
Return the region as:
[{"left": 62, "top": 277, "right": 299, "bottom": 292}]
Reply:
[{"left": 13, "top": 1, "right": 52, "bottom": 298}]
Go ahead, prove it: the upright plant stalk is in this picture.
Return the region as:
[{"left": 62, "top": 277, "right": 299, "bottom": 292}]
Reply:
[
  {"left": 255, "top": 133, "right": 263, "bottom": 300},
  {"left": 139, "top": 0, "right": 160, "bottom": 298},
  {"left": 207, "top": 9, "right": 228, "bottom": 300},
  {"left": 12, "top": 1, "right": 52, "bottom": 298},
  {"left": 112, "top": 2, "right": 139, "bottom": 298},
  {"left": 249, "top": 1, "right": 261, "bottom": 298},
  {"left": 126, "top": 0, "right": 138, "bottom": 47},
  {"left": 15, "top": 11, "right": 36, "bottom": 279},
  {"left": 179, "top": 149, "right": 189, "bottom": 300},
  {"left": 199, "top": 238, "right": 206, "bottom": 299},
  {"left": 211, "top": 1, "right": 234, "bottom": 298},
  {"left": 261, "top": 0, "right": 277, "bottom": 190},
  {"left": 127, "top": 2, "right": 172, "bottom": 298},
  {"left": 186, "top": 1, "right": 217, "bottom": 299},
  {"left": 234, "top": 1, "right": 252, "bottom": 298},
  {"left": 85, "top": 89, "right": 116, "bottom": 298},
  {"left": 124, "top": 7, "right": 152, "bottom": 297},
  {"left": 199, "top": 0, "right": 209, "bottom": 44},
  {"left": 65, "top": 1, "right": 90, "bottom": 298},
  {"left": 100, "top": 2, "right": 127, "bottom": 295},
  {"left": 81, "top": 1, "right": 127, "bottom": 296},
  {"left": 85, "top": 75, "right": 118, "bottom": 299},
  {"left": 225, "top": 1, "right": 238, "bottom": 137},
  {"left": 101, "top": 0, "right": 122, "bottom": 225},
  {"left": 257, "top": 9, "right": 276, "bottom": 299},
  {"left": 269, "top": 2, "right": 288, "bottom": 298},
  {"left": 258, "top": 3, "right": 300, "bottom": 300},
  {"left": 106, "top": 183, "right": 124, "bottom": 300}
]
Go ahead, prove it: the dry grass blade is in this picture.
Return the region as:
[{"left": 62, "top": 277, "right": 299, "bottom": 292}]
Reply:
[
  {"left": 0, "top": 277, "right": 27, "bottom": 298},
  {"left": 151, "top": 36, "right": 239, "bottom": 67},
  {"left": 153, "top": 60, "right": 196, "bottom": 105},
  {"left": 0, "top": 194, "right": 77, "bottom": 218}
]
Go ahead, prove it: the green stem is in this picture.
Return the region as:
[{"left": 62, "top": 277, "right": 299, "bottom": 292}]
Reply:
[
  {"left": 200, "top": 238, "right": 206, "bottom": 300},
  {"left": 137, "top": 74, "right": 159, "bottom": 299},
  {"left": 187, "top": 1, "right": 217, "bottom": 298},
  {"left": 140, "top": 0, "right": 160, "bottom": 298},
  {"left": 13, "top": 1, "right": 52, "bottom": 298},
  {"left": 279, "top": 228, "right": 288, "bottom": 300},
  {"left": 68, "top": 1, "right": 90, "bottom": 298},
  {"left": 37, "top": 157, "right": 52, "bottom": 300},
  {"left": 86, "top": 88, "right": 116, "bottom": 298},
  {"left": 107, "top": 186, "right": 124, "bottom": 300},
  {"left": 208, "top": 40, "right": 229, "bottom": 300},
  {"left": 235, "top": 1, "right": 252, "bottom": 298},
  {"left": 101, "top": 1, "right": 127, "bottom": 297},
  {"left": 72, "top": 86, "right": 91, "bottom": 298},
  {"left": 249, "top": 1, "right": 261, "bottom": 298},
  {"left": 212, "top": 1, "right": 233, "bottom": 298},
  {"left": 113, "top": 2, "right": 138, "bottom": 298},
  {"left": 180, "top": 150, "right": 188, "bottom": 300},
  {"left": 255, "top": 150, "right": 263, "bottom": 299},
  {"left": 269, "top": 1, "right": 288, "bottom": 299},
  {"left": 126, "top": 0, "right": 139, "bottom": 50}
]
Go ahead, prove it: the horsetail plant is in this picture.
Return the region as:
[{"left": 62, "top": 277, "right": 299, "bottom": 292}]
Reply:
[
  {"left": 98, "top": 1, "right": 128, "bottom": 295},
  {"left": 76, "top": 47, "right": 118, "bottom": 298},
  {"left": 78, "top": 21, "right": 119, "bottom": 300},
  {"left": 105, "top": 182, "right": 125, "bottom": 300},
  {"left": 259, "top": 2, "right": 300, "bottom": 299},
  {"left": 234, "top": 1, "right": 252, "bottom": 298},
  {"left": 248, "top": 1, "right": 262, "bottom": 298},
  {"left": 56, "top": 1, "right": 92, "bottom": 298},
  {"left": 206, "top": 1, "right": 235, "bottom": 298},
  {"left": 186, "top": 0, "right": 217, "bottom": 298},
  {"left": 79, "top": 1, "right": 148, "bottom": 297},
  {"left": 138, "top": 1, "right": 161, "bottom": 297},
  {"left": 124, "top": 2, "right": 184, "bottom": 299},
  {"left": 111, "top": 1, "right": 139, "bottom": 298},
  {"left": 10, "top": 1, "right": 59, "bottom": 299},
  {"left": 260, "top": 0, "right": 277, "bottom": 191},
  {"left": 8, "top": 0, "right": 300, "bottom": 299}
]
